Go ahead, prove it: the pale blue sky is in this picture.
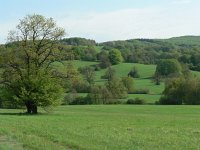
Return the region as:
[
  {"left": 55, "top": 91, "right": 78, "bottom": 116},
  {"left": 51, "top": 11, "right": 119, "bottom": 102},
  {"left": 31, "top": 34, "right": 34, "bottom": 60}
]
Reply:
[{"left": 0, "top": 0, "right": 200, "bottom": 43}]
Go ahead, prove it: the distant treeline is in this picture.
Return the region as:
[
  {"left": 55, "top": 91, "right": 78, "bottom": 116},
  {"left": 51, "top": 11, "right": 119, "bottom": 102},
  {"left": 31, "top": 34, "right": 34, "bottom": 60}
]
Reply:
[{"left": 2, "top": 36, "right": 200, "bottom": 71}]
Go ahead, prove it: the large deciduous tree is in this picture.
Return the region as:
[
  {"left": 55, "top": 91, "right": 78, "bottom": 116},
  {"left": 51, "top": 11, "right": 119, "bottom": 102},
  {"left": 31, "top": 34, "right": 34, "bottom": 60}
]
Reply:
[{"left": 0, "top": 14, "right": 65, "bottom": 114}]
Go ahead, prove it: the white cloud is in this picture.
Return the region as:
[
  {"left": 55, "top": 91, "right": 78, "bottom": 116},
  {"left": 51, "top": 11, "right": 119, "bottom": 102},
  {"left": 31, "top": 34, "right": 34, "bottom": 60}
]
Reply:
[
  {"left": 0, "top": 3, "right": 200, "bottom": 44},
  {"left": 57, "top": 5, "right": 200, "bottom": 42}
]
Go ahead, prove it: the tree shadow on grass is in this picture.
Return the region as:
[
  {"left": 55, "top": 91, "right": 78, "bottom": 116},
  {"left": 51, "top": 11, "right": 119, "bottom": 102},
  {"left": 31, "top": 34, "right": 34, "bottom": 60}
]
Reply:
[{"left": 0, "top": 112, "right": 43, "bottom": 116}]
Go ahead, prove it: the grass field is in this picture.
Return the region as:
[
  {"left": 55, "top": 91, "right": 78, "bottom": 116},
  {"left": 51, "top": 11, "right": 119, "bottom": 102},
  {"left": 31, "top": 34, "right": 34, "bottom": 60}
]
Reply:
[{"left": 0, "top": 105, "right": 200, "bottom": 150}]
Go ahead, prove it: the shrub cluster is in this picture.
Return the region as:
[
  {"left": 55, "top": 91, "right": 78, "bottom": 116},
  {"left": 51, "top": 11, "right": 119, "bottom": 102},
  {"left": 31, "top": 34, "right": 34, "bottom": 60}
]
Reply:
[
  {"left": 127, "top": 98, "right": 146, "bottom": 105},
  {"left": 158, "top": 77, "right": 200, "bottom": 105}
]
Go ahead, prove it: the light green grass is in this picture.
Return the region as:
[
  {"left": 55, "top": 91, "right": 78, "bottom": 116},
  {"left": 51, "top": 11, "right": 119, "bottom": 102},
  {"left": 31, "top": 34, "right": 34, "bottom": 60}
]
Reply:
[
  {"left": 0, "top": 105, "right": 200, "bottom": 150},
  {"left": 95, "top": 63, "right": 163, "bottom": 95},
  {"left": 112, "top": 63, "right": 156, "bottom": 78},
  {"left": 192, "top": 70, "right": 200, "bottom": 77},
  {"left": 95, "top": 63, "right": 156, "bottom": 79},
  {"left": 134, "top": 79, "right": 164, "bottom": 94}
]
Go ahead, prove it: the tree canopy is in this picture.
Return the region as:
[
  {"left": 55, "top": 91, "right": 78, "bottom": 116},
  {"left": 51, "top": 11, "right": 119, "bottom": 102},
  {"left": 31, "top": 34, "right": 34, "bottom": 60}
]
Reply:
[
  {"left": 0, "top": 14, "right": 65, "bottom": 114},
  {"left": 155, "top": 59, "right": 182, "bottom": 77},
  {"left": 108, "top": 49, "right": 123, "bottom": 65}
]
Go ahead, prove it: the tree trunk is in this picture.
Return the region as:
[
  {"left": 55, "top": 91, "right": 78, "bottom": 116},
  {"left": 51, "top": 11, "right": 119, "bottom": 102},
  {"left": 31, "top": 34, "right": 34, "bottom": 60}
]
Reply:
[
  {"left": 25, "top": 100, "right": 38, "bottom": 114},
  {"left": 32, "top": 105, "right": 38, "bottom": 114}
]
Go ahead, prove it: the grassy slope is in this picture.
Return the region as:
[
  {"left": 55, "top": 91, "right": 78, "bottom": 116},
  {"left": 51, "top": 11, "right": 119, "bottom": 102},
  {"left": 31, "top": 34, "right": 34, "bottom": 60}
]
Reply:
[
  {"left": 94, "top": 63, "right": 164, "bottom": 103},
  {"left": 62, "top": 60, "right": 200, "bottom": 103},
  {"left": 0, "top": 105, "right": 200, "bottom": 150}
]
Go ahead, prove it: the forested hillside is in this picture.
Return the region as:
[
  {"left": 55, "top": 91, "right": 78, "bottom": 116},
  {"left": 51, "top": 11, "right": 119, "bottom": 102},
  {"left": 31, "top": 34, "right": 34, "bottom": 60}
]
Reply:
[{"left": 99, "top": 36, "right": 200, "bottom": 70}]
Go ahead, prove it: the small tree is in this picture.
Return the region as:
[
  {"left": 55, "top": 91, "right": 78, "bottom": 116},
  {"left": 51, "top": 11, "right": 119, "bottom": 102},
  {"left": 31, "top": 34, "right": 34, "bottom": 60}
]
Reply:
[
  {"left": 121, "top": 77, "right": 134, "bottom": 93},
  {"left": 79, "top": 66, "right": 95, "bottom": 85},
  {"left": 106, "top": 77, "right": 127, "bottom": 99},
  {"left": 108, "top": 49, "right": 123, "bottom": 65},
  {"left": 101, "top": 67, "right": 116, "bottom": 81},
  {"left": 88, "top": 85, "right": 102, "bottom": 104},
  {"left": 97, "top": 51, "right": 111, "bottom": 68},
  {"left": 0, "top": 14, "right": 65, "bottom": 114},
  {"left": 152, "top": 72, "right": 161, "bottom": 85},
  {"left": 128, "top": 66, "right": 140, "bottom": 78},
  {"left": 159, "top": 77, "right": 184, "bottom": 105}
]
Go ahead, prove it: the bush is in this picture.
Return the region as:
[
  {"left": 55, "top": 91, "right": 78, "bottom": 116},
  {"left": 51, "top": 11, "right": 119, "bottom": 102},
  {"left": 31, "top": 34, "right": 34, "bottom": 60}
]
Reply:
[
  {"left": 97, "top": 51, "right": 111, "bottom": 69},
  {"left": 101, "top": 67, "right": 116, "bottom": 81},
  {"left": 161, "top": 77, "right": 200, "bottom": 105},
  {"left": 63, "top": 91, "right": 78, "bottom": 105},
  {"left": 128, "top": 66, "right": 140, "bottom": 78},
  {"left": 72, "top": 81, "right": 91, "bottom": 93},
  {"left": 121, "top": 77, "right": 134, "bottom": 93},
  {"left": 69, "top": 96, "right": 92, "bottom": 105},
  {"left": 127, "top": 98, "right": 145, "bottom": 105},
  {"left": 158, "top": 96, "right": 182, "bottom": 105},
  {"left": 78, "top": 66, "right": 95, "bottom": 84}
]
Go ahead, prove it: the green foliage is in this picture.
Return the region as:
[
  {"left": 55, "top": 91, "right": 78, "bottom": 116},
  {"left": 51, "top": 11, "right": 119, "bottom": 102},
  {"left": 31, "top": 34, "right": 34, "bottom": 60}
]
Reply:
[
  {"left": 52, "top": 62, "right": 92, "bottom": 93},
  {"left": 108, "top": 49, "right": 123, "bottom": 65},
  {"left": 61, "top": 37, "right": 96, "bottom": 46},
  {"left": 160, "top": 77, "right": 200, "bottom": 105},
  {"left": 78, "top": 66, "right": 95, "bottom": 84},
  {"left": 87, "top": 86, "right": 103, "bottom": 104},
  {"left": 100, "top": 36, "right": 200, "bottom": 70},
  {"left": 101, "top": 67, "right": 116, "bottom": 81},
  {"left": 181, "top": 77, "right": 200, "bottom": 105},
  {"left": 152, "top": 72, "right": 161, "bottom": 85},
  {"left": 0, "top": 14, "right": 65, "bottom": 114},
  {"left": 127, "top": 94, "right": 160, "bottom": 104},
  {"left": 72, "top": 46, "right": 97, "bottom": 61},
  {"left": 63, "top": 90, "right": 78, "bottom": 105},
  {"left": 121, "top": 77, "right": 134, "bottom": 93},
  {"left": 165, "top": 36, "right": 200, "bottom": 45},
  {"left": 97, "top": 51, "right": 111, "bottom": 68},
  {"left": 68, "top": 96, "right": 92, "bottom": 105},
  {"left": 159, "top": 77, "right": 185, "bottom": 105},
  {"left": 158, "top": 96, "right": 182, "bottom": 105},
  {"left": 106, "top": 77, "right": 128, "bottom": 99},
  {"left": 1, "top": 70, "right": 63, "bottom": 109},
  {"left": 126, "top": 98, "right": 146, "bottom": 104},
  {"left": 128, "top": 66, "right": 140, "bottom": 78},
  {"left": 156, "top": 59, "right": 182, "bottom": 76}
]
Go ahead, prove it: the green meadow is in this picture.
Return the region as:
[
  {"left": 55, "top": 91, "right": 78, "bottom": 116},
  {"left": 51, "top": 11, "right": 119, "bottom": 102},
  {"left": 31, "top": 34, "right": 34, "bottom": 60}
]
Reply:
[{"left": 0, "top": 105, "right": 200, "bottom": 150}]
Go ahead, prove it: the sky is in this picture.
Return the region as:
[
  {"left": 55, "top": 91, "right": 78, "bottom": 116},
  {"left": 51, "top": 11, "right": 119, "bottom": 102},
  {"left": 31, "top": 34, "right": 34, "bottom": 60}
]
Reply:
[{"left": 0, "top": 0, "right": 200, "bottom": 43}]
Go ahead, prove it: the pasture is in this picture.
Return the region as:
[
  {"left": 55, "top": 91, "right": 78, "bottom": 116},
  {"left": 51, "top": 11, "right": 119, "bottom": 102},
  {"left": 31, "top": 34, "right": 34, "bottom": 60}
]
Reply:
[{"left": 0, "top": 105, "right": 200, "bottom": 150}]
